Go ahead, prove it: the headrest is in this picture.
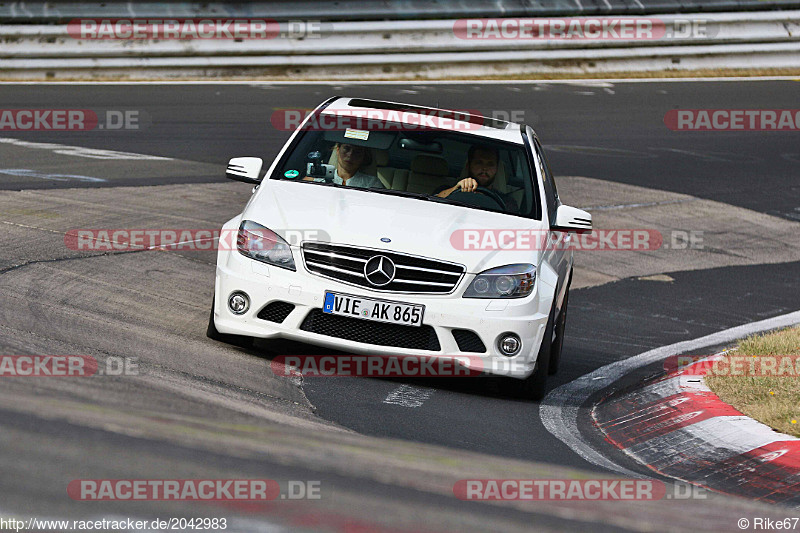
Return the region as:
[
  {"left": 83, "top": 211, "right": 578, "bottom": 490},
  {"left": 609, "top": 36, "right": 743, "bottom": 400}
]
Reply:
[{"left": 411, "top": 155, "right": 449, "bottom": 176}]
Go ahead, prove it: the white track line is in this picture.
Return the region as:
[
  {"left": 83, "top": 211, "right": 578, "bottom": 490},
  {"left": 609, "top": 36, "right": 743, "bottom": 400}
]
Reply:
[
  {"left": 383, "top": 384, "right": 434, "bottom": 408},
  {"left": 0, "top": 137, "right": 171, "bottom": 160},
  {"left": 539, "top": 309, "right": 800, "bottom": 476}
]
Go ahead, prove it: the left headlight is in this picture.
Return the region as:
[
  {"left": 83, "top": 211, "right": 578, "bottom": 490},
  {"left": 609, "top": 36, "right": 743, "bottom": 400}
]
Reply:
[
  {"left": 463, "top": 263, "right": 535, "bottom": 299},
  {"left": 237, "top": 220, "right": 296, "bottom": 271}
]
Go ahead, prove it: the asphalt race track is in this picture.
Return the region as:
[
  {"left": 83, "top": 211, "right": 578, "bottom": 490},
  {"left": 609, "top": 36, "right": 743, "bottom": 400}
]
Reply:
[
  {"left": 3, "top": 81, "right": 799, "bottom": 220},
  {"left": 1, "top": 80, "right": 799, "bottom": 531}
]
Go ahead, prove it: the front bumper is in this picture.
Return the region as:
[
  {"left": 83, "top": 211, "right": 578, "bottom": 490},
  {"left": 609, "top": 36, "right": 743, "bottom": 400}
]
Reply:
[{"left": 213, "top": 243, "right": 554, "bottom": 379}]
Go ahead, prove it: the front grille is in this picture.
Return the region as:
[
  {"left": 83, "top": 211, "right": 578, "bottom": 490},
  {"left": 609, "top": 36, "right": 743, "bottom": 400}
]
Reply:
[
  {"left": 452, "top": 329, "right": 487, "bottom": 353},
  {"left": 257, "top": 301, "right": 295, "bottom": 323},
  {"left": 302, "top": 242, "right": 464, "bottom": 294},
  {"left": 300, "top": 309, "right": 441, "bottom": 351}
]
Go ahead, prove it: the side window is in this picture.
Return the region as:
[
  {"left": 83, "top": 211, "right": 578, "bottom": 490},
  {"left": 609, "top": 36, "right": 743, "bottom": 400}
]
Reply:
[{"left": 534, "top": 139, "right": 559, "bottom": 224}]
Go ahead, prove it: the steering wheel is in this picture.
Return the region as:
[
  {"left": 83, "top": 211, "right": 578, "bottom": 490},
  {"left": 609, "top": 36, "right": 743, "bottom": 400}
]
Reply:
[{"left": 474, "top": 186, "right": 506, "bottom": 209}]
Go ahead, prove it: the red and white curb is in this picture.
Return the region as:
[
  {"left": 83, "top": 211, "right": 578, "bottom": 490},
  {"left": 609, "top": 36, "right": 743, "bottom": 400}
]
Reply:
[
  {"left": 593, "top": 353, "right": 800, "bottom": 505},
  {"left": 540, "top": 310, "right": 800, "bottom": 501}
]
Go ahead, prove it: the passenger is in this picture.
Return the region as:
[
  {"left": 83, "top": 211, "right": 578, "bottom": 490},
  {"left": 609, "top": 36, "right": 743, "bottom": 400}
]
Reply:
[{"left": 307, "top": 143, "right": 384, "bottom": 188}]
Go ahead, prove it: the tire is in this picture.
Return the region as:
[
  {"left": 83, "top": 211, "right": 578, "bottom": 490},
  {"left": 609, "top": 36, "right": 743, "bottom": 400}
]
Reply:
[
  {"left": 548, "top": 285, "right": 569, "bottom": 375},
  {"left": 206, "top": 297, "right": 254, "bottom": 349},
  {"left": 503, "top": 299, "right": 555, "bottom": 401}
]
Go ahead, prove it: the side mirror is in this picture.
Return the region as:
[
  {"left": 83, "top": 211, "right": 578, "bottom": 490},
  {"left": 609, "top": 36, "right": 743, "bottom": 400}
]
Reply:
[
  {"left": 226, "top": 157, "right": 263, "bottom": 184},
  {"left": 553, "top": 204, "right": 592, "bottom": 233}
]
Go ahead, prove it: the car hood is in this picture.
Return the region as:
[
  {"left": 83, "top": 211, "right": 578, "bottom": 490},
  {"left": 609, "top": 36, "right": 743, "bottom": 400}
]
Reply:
[{"left": 243, "top": 180, "right": 548, "bottom": 273}]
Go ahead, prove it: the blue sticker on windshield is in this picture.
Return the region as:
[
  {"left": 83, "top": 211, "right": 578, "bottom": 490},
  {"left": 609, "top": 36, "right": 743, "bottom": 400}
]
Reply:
[{"left": 284, "top": 169, "right": 300, "bottom": 179}]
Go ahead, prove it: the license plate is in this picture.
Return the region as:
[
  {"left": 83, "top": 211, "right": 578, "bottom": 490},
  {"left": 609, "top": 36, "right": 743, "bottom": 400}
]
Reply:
[{"left": 322, "top": 291, "right": 424, "bottom": 327}]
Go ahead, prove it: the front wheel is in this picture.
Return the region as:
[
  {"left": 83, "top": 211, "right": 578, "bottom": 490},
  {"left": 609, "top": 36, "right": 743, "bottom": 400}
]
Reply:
[{"left": 206, "top": 297, "right": 254, "bottom": 349}]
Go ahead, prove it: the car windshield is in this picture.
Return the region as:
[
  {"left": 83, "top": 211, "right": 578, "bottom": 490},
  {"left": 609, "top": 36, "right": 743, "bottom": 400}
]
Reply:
[{"left": 270, "top": 119, "right": 539, "bottom": 218}]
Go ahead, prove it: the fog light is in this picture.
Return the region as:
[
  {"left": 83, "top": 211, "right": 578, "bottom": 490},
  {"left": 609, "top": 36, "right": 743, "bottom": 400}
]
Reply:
[
  {"left": 498, "top": 334, "right": 521, "bottom": 356},
  {"left": 228, "top": 292, "right": 250, "bottom": 315}
]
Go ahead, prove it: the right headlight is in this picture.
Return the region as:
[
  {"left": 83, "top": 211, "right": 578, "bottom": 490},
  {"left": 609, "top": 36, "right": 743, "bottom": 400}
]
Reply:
[
  {"left": 463, "top": 263, "right": 536, "bottom": 299},
  {"left": 236, "top": 220, "right": 296, "bottom": 271}
]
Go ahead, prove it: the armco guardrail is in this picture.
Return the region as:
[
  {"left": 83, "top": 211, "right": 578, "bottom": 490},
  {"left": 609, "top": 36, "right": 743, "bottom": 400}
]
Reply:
[
  {"left": 1, "top": 11, "right": 799, "bottom": 79},
  {"left": 2, "top": 0, "right": 800, "bottom": 21}
]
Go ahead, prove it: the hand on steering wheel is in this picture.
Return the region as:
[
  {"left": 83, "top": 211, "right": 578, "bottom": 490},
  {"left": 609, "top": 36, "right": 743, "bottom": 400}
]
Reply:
[{"left": 452, "top": 178, "right": 506, "bottom": 209}]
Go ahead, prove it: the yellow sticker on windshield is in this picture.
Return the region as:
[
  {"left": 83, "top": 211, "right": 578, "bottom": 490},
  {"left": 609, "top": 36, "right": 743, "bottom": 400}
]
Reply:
[{"left": 344, "top": 128, "right": 369, "bottom": 141}]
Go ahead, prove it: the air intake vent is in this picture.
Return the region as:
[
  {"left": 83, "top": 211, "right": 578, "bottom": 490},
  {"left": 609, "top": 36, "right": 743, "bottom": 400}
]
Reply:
[
  {"left": 300, "top": 309, "right": 440, "bottom": 351},
  {"left": 257, "top": 301, "right": 295, "bottom": 323},
  {"left": 452, "top": 329, "right": 487, "bottom": 353}
]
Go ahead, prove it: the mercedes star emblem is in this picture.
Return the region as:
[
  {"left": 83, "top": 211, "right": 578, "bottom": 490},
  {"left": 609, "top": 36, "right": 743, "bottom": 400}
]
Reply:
[{"left": 364, "top": 255, "right": 396, "bottom": 286}]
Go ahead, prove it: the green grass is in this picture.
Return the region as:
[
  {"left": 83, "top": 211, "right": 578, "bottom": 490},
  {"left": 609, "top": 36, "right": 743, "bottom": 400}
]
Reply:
[{"left": 705, "top": 326, "right": 800, "bottom": 438}]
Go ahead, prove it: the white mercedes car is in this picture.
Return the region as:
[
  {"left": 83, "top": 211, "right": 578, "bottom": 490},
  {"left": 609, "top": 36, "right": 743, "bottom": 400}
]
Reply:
[{"left": 208, "top": 97, "right": 591, "bottom": 400}]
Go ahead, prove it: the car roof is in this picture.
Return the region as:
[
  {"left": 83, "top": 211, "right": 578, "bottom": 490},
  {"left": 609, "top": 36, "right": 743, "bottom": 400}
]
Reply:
[{"left": 321, "top": 97, "right": 528, "bottom": 144}]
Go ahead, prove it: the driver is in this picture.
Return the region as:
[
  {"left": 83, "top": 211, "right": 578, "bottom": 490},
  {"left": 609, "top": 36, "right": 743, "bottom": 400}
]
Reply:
[
  {"left": 306, "top": 143, "right": 384, "bottom": 188},
  {"left": 434, "top": 145, "right": 516, "bottom": 210}
]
